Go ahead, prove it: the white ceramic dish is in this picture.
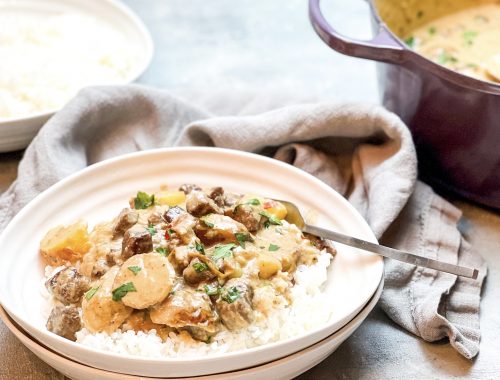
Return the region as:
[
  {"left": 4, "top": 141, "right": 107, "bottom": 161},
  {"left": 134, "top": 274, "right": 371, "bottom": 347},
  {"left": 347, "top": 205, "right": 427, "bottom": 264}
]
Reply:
[
  {"left": 0, "top": 0, "right": 154, "bottom": 152},
  {"left": 0, "top": 147, "right": 383, "bottom": 377},
  {"left": 0, "top": 278, "right": 384, "bottom": 380}
]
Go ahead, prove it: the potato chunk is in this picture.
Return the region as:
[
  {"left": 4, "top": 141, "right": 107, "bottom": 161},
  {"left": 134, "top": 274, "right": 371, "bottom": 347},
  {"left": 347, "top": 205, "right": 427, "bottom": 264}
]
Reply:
[
  {"left": 262, "top": 200, "right": 287, "bottom": 220},
  {"left": 82, "top": 266, "right": 132, "bottom": 333},
  {"left": 113, "top": 253, "right": 173, "bottom": 309},
  {"left": 40, "top": 220, "right": 91, "bottom": 265},
  {"left": 256, "top": 253, "right": 282, "bottom": 279},
  {"left": 155, "top": 190, "right": 186, "bottom": 206}
]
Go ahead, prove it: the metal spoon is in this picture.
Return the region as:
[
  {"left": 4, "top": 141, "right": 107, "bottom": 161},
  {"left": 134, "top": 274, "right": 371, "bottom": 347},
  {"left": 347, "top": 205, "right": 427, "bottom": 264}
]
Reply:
[{"left": 275, "top": 199, "right": 479, "bottom": 279}]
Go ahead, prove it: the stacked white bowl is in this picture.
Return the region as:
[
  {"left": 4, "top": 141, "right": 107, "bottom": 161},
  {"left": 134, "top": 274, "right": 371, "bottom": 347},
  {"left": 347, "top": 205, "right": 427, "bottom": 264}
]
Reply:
[
  {"left": 0, "top": 148, "right": 384, "bottom": 378},
  {"left": 0, "top": 0, "right": 153, "bottom": 152}
]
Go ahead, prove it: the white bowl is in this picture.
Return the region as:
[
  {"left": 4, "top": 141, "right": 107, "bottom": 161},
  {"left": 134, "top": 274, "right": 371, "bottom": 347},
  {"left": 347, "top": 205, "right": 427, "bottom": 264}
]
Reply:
[
  {"left": 0, "top": 147, "right": 383, "bottom": 377},
  {"left": 0, "top": 278, "right": 384, "bottom": 380},
  {"left": 0, "top": 0, "right": 154, "bottom": 152}
]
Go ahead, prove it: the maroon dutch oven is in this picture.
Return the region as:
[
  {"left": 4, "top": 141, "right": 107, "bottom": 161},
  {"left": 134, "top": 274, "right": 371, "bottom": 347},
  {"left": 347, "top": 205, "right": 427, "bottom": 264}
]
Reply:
[{"left": 309, "top": 0, "right": 500, "bottom": 209}]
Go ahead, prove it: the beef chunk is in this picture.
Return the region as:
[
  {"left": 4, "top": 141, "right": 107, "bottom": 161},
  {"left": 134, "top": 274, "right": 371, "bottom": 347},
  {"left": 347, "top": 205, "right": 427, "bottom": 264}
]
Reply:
[
  {"left": 147, "top": 206, "right": 164, "bottom": 225},
  {"left": 179, "top": 184, "right": 202, "bottom": 194},
  {"left": 208, "top": 187, "right": 225, "bottom": 207},
  {"left": 186, "top": 191, "right": 223, "bottom": 217},
  {"left": 163, "top": 206, "right": 186, "bottom": 223},
  {"left": 45, "top": 267, "right": 90, "bottom": 304},
  {"left": 223, "top": 192, "right": 242, "bottom": 208},
  {"left": 122, "top": 225, "right": 153, "bottom": 259},
  {"left": 46, "top": 305, "right": 82, "bottom": 341},
  {"left": 113, "top": 208, "right": 139, "bottom": 237},
  {"left": 304, "top": 233, "right": 337, "bottom": 256},
  {"left": 183, "top": 258, "right": 216, "bottom": 285},
  {"left": 232, "top": 204, "right": 262, "bottom": 232},
  {"left": 171, "top": 213, "right": 197, "bottom": 244},
  {"left": 215, "top": 278, "right": 254, "bottom": 330}
]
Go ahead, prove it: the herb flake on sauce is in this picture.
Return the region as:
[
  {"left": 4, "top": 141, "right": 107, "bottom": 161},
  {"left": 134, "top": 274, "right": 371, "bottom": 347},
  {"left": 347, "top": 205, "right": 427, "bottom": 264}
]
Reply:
[
  {"left": 244, "top": 198, "right": 261, "bottom": 206},
  {"left": 85, "top": 286, "right": 100, "bottom": 300},
  {"left": 128, "top": 266, "right": 142, "bottom": 275},
  {"left": 259, "top": 211, "right": 282, "bottom": 226},
  {"left": 146, "top": 224, "right": 157, "bottom": 235},
  {"left": 268, "top": 244, "right": 280, "bottom": 252},
  {"left": 112, "top": 282, "right": 137, "bottom": 301},
  {"left": 195, "top": 241, "right": 205, "bottom": 254},
  {"left": 155, "top": 247, "right": 169, "bottom": 256},
  {"left": 463, "top": 30, "right": 478, "bottom": 45},
  {"left": 438, "top": 51, "right": 458, "bottom": 64},
  {"left": 235, "top": 232, "right": 252, "bottom": 248},
  {"left": 211, "top": 243, "right": 236, "bottom": 261},
  {"left": 204, "top": 284, "right": 220, "bottom": 296},
  {"left": 405, "top": 36, "right": 415, "bottom": 48},
  {"left": 193, "top": 262, "right": 209, "bottom": 273},
  {"left": 221, "top": 286, "right": 241, "bottom": 303},
  {"left": 134, "top": 191, "right": 155, "bottom": 209}
]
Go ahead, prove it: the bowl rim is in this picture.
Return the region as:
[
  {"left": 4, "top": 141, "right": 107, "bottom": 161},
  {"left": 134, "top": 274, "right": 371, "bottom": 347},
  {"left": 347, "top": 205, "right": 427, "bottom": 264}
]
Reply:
[
  {"left": 0, "top": 147, "right": 383, "bottom": 366},
  {"left": 0, "top": 0, "right": 154, "bottom": 126}
]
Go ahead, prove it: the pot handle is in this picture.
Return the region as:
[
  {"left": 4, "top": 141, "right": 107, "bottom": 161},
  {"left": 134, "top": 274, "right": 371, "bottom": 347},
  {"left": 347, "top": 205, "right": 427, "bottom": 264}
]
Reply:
[{"left": 309, "top": 0, "right": 406, "bottom": 64}]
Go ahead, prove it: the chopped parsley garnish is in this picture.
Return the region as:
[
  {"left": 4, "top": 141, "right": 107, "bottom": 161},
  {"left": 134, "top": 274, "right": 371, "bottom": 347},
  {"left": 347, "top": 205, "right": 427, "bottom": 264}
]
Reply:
[
  {"left": 204, "top": 284, "right": 220, "bottom": 296},
  {"left": 221, "top": 286, "right": 241, "bottom": 304},
  {"left": 259, "top": 211, "right": 282, "bottom": 227},
  {"left": 146, "top": 224, "right": 157, "bottom": 235},
  {"left": 428, "top": 26, "right": 436, "bottom": 35},
  {"left": 201, "top": 217, "right": 215, "bottom": 228},
  {"left": 438, "top": 51, "right": 458, "bottom": 65},
  {"left": 463, "top": 30, "right": 478, "bottom": 46},
  {"left": 155, "top": 247, "right": 169, "bottom": 256},
  {"left": 404, "top": 36, "right": 415, "bottom": 48},
  {"left": 235, "top": 232, "right": 252, "bottom": 248},
  {"left": 205, "top": 335, "right": 212, "bottom": 344},
  {"left": 195, "top": 241, "right": 205, "bottom": 254},
  {"left": 268, "top": 244, "right": 280, "bottom": 252},
  {"left": 112, "top": 282, "right": 137, "bottom": 301},
  {"left": 466, "top": 63, "right": 478, "bottom": 69},
  {"left": 134, "top": 191, "right": 155, "bottom": 209},
  {"left": 211, "top": 243, "right": 236, "bottom": 261},
  {"left": 245, "top": 198, "right": 261, "bottom": 206},
  {"left": 128, "top": 266, "right": 142, "bottom": 275},
  {"left": 474, "top": 15, "right": 488, "bottom": 23},
  {"left": 85, "top": 286, "right": 100, "bottom": 301},
  {"left": 193, "top": 262, "right": 209, "bottom": 273}
]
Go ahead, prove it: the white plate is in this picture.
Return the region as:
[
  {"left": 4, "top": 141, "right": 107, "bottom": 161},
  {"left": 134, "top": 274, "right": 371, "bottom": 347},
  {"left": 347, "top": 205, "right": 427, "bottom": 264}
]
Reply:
[
  {"left": 0, "top": 147, "right": 383, "bottom": 377},
  {"left": 0, "top": 278, "right": 384, "bottom": 380},
  {"left": 0, "top": 0, "right": 154, "bottom": 152}
]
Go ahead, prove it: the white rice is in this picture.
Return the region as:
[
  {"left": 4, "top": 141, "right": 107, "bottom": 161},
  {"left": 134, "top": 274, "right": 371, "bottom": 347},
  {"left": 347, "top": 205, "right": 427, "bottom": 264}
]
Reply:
[
  {"left": 0, "top": 11, "right": 136, "bottom": 119},
  {"left": 43, "top": 252, "right": 333, "bottom": 358}
]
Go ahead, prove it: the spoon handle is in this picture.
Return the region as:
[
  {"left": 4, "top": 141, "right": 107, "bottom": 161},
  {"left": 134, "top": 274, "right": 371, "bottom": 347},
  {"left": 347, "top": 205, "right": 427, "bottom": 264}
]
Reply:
[{"left": 303, "top": 224, "right": 478, "bottom": 279}]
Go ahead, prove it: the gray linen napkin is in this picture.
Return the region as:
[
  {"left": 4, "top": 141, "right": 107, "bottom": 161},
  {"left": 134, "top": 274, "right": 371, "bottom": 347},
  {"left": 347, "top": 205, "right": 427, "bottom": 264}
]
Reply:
[{"left": 0, "top": 85, "right": 487, "bottom": 359}]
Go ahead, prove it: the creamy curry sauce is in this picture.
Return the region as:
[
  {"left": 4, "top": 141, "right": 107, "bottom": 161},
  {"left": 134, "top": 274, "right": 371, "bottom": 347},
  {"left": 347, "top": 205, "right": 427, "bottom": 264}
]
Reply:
[
  {"left": 40, "top": 184, "right": 336, "bottom": 342},
  {"left": 404, "top": 2, "right": 500, "bottom": 82}
]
